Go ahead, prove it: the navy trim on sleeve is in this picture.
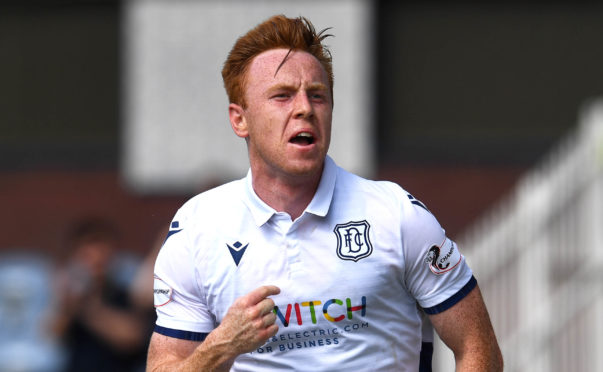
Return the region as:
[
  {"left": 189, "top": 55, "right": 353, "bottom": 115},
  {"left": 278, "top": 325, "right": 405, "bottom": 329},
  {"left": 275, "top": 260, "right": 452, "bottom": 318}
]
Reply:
[
  {"left": 154, "top": 325, "right": 208, "bottom": 342},
  {"left": 422, "top": 275, "right": 477, "bottom": 315}
]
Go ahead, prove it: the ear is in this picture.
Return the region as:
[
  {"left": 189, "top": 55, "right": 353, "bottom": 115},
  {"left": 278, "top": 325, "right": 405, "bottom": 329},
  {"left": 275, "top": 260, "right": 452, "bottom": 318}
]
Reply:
[{"left": 229, "top": 103, "right": 248, "bottom": 138}]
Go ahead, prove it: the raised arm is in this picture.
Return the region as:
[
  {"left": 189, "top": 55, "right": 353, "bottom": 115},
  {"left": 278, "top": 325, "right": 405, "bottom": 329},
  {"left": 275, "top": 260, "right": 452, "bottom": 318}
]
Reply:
[
  {"left": 147, "top": 285, "right": 280, "bottom": 372},
  {"left": 429, "top": 284, "right": 503, "bottom": 371}
]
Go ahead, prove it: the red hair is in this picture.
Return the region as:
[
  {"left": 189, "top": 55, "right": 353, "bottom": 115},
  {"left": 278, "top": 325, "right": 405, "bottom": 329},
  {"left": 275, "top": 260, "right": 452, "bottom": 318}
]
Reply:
[{"left": 222, "top": 15, "right": 334, "bottom": 108}]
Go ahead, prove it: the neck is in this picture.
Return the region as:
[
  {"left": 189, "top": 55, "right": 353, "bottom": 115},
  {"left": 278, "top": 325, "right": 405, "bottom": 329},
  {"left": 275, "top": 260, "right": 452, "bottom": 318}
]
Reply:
[{"left": 251, "top": 166, "right": 323, "bottom": 221}]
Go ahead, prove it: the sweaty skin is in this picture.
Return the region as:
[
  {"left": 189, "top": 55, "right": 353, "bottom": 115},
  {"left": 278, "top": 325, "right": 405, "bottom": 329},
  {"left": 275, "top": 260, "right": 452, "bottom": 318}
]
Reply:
[{"left": 229, "top": 49, "right": 333, "bottom": 220}]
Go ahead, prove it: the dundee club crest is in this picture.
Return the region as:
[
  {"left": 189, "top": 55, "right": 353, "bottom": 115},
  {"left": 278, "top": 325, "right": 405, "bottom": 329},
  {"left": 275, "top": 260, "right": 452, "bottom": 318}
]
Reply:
[{"left": 334, "top": 220, "right": 373, "bottom": 262}]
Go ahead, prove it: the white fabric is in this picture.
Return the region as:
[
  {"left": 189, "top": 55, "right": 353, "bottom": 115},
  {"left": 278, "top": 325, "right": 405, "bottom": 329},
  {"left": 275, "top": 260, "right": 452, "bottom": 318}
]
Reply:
[{"left": 154, "top": 156, "right": 473, "bottom": 371}]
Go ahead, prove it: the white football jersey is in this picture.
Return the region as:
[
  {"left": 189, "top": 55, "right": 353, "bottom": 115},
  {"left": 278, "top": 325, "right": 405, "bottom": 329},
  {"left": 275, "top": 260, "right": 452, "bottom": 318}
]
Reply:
[{"left": 154, "top": 156, "right": 475, "bottom": 371}]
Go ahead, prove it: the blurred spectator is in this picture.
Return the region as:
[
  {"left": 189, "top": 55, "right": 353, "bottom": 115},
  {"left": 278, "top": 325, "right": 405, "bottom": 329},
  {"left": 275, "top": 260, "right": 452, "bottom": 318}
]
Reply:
[
  {"left": 129, "top": 223, "right": 169, "bottom": 313},
  {"left": 0, "top": 253, "right": 63, "bottom": 372},
  {"left": 126, "top": 222, "right": 171, "bottom": 367},
  {"left": 52, "top": 217, "right": 148, "bottom": 372}
]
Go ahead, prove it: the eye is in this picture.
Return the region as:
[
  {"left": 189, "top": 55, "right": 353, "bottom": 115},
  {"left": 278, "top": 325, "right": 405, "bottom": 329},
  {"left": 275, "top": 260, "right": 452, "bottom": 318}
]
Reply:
[
  {"left": 310, "top": 93, "right": 327, "bottom": 102},
  {"left": 271, "top": 92, "right": 291, "bottom": 100}
]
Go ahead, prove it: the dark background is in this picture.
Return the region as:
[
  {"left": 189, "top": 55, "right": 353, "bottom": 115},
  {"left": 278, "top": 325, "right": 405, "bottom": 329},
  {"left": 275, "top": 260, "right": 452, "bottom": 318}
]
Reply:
[{"left": 2, "top": 0, "right": 602, "bottom": 256}]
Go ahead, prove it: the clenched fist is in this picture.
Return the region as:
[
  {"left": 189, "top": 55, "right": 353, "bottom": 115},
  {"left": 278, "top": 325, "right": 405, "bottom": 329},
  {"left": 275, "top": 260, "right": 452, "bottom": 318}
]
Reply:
[{"left": 216, "top": 285, "right": 281, "bottom": 355}]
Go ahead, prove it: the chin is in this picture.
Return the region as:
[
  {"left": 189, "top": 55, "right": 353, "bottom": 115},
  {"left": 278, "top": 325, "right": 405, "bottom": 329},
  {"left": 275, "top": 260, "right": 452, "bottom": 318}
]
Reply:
[{"left": 286, "top": 159, "right": 324, "bottom": 177}]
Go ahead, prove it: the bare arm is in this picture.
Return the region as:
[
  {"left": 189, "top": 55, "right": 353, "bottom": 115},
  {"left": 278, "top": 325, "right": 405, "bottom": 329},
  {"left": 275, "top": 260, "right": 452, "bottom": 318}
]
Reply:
[
  {"left": 147, "top": 285, "right": 280, "bottom": 372},
  {"left": 429, "top": 284, "right": 503, "bottom": 371}
]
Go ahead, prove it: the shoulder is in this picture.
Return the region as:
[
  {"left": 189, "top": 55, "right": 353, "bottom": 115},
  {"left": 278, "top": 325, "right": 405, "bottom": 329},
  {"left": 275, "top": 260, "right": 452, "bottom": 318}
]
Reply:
[
  {"left": 155, "top": 180, "right": 246, "bottom": 289},
  {"left": 334, "top": 166, "right": 407, "bottom": 201},
  {"left": 334, "top": 166, "right": 444, "bottom": 242},
  {"left": 158, "top": 178, "right": 246, "bottom": 260},
  {"left": 334, "top": 166, "right": 428, "bottom": 214},
  {"left": 181, "top": 178, "right": 245, "bottom": 210},
  {"left": 173, "top": 178, "right": 246, "bottom": 224}
]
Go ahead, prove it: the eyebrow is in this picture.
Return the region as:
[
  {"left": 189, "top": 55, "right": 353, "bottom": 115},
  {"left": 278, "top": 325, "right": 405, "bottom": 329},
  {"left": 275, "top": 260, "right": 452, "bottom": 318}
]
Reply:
[{"left": 267, "top": 82, "right": 329, "bottom": 94}]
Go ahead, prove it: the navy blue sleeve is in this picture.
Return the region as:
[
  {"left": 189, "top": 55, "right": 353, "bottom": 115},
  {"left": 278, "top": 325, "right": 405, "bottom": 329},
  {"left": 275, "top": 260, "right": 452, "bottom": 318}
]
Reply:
[
  {"left": 154, "top": 325, "right": 209, "bottom": 342},
  {"left": 421, "top": 275, "right": 477, "bottom": 315}
]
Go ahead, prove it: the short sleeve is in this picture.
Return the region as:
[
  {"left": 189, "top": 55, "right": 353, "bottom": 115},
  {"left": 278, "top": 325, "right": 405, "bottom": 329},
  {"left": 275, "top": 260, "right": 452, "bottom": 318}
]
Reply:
[
  {"left": 153, "top": 209, "right": 216, "bottom": 336},
  {"left": 400, "top": 192, "right": 474, "bottom": 313}
]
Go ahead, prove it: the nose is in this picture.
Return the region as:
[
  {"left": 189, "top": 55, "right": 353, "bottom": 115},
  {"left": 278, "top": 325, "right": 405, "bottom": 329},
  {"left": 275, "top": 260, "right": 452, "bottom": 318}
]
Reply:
[{"left": 293, "top": 92, "right": 314, "bottom": 119}]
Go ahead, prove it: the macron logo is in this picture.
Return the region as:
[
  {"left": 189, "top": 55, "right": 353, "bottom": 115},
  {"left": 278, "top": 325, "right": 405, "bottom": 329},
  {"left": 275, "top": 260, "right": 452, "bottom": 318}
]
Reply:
[
  {"left": 163, "top": 221, "right": 182, "bottom": 246},
  {"left": 227, "top": 241, "right": 249, "bottom": 266}
]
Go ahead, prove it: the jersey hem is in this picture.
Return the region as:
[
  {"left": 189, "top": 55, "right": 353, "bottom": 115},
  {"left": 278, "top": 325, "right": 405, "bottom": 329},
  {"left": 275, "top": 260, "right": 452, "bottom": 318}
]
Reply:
[
  {"left": 422, "top": 275, "right": 477, "bottom": 315},
  {"left": 154, "top": 325, "right": 209, "bottom": 342}
]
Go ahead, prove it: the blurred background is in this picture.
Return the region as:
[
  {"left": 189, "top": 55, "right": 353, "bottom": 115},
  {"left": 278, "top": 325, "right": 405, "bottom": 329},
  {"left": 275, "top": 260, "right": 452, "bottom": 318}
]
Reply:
[{"left": 1, "top": 0, "right": 602, "bottom": 371}]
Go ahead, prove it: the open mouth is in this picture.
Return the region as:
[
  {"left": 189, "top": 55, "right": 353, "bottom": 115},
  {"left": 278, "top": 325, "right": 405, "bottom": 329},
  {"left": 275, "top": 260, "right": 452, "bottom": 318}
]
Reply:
[{"left": 289, "top": 132, "right": 315, "bottom": 146}]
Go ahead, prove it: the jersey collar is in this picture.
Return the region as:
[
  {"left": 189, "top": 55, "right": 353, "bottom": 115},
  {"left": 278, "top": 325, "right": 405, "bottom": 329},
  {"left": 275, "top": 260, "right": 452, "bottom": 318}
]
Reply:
[
  {"left": 304, "top": 155, "right": 336, "bottom": 218},
  {"left": 244, "top": 156, "right": 337, "bottom": 226}
]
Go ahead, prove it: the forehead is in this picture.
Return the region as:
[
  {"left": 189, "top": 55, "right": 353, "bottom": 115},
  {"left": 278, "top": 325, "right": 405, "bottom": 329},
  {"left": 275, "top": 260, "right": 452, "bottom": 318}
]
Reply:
[{"left": 245, "top": 48, "right": 329, "bottom": 88}]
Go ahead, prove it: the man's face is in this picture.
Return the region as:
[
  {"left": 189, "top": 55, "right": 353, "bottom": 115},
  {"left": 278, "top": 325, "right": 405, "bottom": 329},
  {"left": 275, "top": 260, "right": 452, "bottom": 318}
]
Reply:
[{"left": 230, "top": 48, "right": 333, "bottom": 181}]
